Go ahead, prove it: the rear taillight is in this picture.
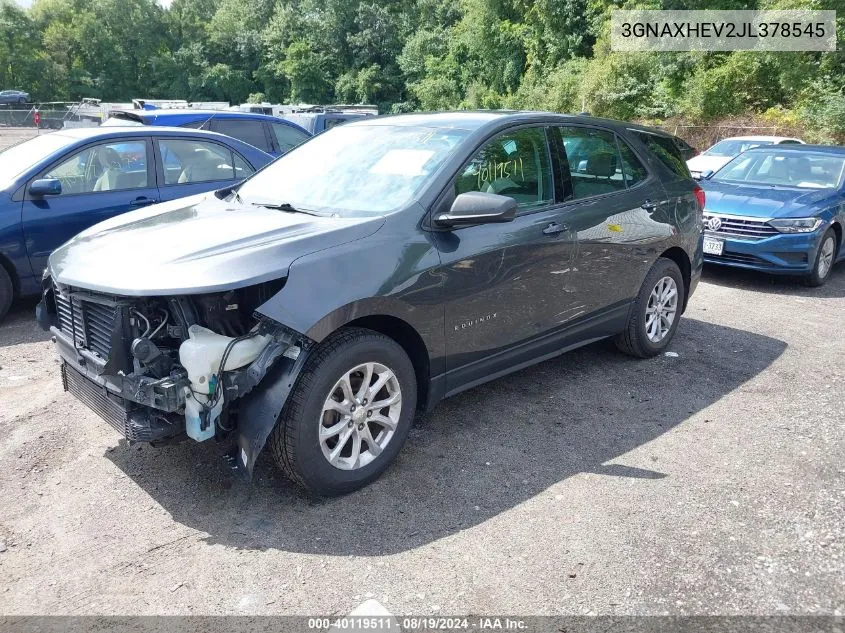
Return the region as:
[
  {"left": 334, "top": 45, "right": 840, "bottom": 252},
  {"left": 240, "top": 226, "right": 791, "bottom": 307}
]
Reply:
[{"left": 693, "top": 185, "right": 705, "bottom": 210}]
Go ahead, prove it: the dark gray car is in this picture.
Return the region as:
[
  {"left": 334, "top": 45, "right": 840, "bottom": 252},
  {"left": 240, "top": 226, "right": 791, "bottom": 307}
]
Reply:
[
  {"left": 39, "top": 111, "right": 704, "bottom": 496},
  {"left": 0, "top": 90, "right": 30, "bottom": 104}
]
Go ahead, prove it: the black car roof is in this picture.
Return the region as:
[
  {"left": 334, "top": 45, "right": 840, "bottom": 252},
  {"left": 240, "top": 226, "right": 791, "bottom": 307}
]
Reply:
[{"left": 348, "top": 110, "right": 676, "bottom": 138}]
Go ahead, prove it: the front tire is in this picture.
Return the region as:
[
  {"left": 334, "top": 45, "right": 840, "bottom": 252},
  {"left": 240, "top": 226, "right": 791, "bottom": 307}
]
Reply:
[
  {"left": 804, "top": 228, "right": 837, "bottom": 287},
  {"left": 269, "top": 327, "right": 417, "bottom": 496},
  {"left": 615, "top": 257, "right": 685, "bottom": 358}
]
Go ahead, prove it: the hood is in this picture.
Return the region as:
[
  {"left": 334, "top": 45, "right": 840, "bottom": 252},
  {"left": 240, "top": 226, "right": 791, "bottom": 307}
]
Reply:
[
  {"left": 49, "top": 193, "right": 385, "bottom": 296},
  {"left": 701, "top": 180, "right": 838, "bottom": 219},
  {"left": 686, "top": 154, "right": 731, "bottom": 174}
]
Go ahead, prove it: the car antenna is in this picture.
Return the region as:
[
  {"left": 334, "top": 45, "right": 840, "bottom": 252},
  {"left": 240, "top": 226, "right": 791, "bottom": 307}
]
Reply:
[{"left": 199, "top": 110, "right": 218, "bottom": 131}]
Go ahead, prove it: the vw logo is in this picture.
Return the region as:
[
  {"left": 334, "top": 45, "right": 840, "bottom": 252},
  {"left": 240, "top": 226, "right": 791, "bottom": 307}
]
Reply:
[{"left": 707, "top": 216, "right": 722, "bottom": 231}]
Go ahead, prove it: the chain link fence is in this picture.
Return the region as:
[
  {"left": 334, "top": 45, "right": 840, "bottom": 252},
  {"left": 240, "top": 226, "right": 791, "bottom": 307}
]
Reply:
[{"left": 0, "top": 102, "right": 101, "bottom": 130}]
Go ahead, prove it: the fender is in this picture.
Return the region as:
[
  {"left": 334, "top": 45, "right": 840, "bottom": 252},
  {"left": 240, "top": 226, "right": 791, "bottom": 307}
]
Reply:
[{"left": 229, "top": 343, "right": 313, "bottom": 477}]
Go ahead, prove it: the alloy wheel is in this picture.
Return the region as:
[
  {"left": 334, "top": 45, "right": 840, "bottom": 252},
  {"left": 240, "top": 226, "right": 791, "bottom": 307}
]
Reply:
[
  {"left": 817, "top": 235, "right": 835, "bottom": 279},
  {"left": 645, "top": 276, "right": 678, "bottom": 343},
  {"left": 319, "top": 362, "right": 402, "bottom": 470}
]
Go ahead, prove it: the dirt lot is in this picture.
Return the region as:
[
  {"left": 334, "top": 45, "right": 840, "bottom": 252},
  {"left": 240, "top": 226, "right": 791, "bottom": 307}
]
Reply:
[
  {"left": 0, "top": 262, "right": 843, "bottom": 616},
  {"left": 0, "top": 128, "right": 843, "bottom": 616},
  {"left": 0, "top": 127, "right": 38, "bottom": 149}
]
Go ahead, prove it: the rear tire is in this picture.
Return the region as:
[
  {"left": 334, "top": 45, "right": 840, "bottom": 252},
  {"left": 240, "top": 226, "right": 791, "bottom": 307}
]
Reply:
[
  {"left": 0, "top": 266, "right": 13, "bottom": 322},
  {"left": 268, "top": 327, "right": 417, "bottom": 496},
  {"left": 615, "top": 257, "right": 685, "bottom": 358},
  {"left": 804, "top": 228, "right": 837, "bottom": 287}
]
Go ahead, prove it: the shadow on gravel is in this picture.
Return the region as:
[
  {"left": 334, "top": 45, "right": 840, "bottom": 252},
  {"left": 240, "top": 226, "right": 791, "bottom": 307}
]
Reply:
[
  {"left": 0, "top": 298, "right": 48, "bottom": 348},
  {"left": 105, "top": 317, "right": 786, "bottom": 556},
  {"left": 702, "top": 261, "right": 845, "bottom": 299}
]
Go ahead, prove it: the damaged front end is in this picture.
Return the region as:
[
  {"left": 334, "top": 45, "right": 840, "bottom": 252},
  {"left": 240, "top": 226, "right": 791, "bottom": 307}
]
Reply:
[{"left": 38, "top": 276, "right": 313, "bottom": 477}]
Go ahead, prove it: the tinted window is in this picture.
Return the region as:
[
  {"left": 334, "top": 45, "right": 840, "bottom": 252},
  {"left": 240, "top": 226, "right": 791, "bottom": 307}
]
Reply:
[
  {"left": 637, "top": 132, "right": 690, "bottom": 177},
  {"left": 158, "top": 139, "right": 243, "bottom": 185},
  {"left": 270, "top": 123, "right": 309, "bottom": 154},
  {"left": 324, "top": 118, "right": 347, "bottom": 130},
  {"left": 211, "top": 119, "right": 271, "bottom": 152},
  {"left": 455, "top": 127, "right": 553, "bottom": 209},
  {"left": 559, "top": 127, "right": 626, "bottom": 199},
  {"left": 43, "top": 140, "right": 148, "bottom": 194},
  {"left": 179, "top": 120, "right": 206, "bottom": 130},
  {"left": 618, "top": 140, "right": 648, "bottom": 187}
]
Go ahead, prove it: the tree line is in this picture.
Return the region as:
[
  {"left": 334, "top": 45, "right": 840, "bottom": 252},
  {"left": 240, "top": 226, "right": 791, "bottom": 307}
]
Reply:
[{"left": 1, "top": 0, "right": 844, "bottom": 141}]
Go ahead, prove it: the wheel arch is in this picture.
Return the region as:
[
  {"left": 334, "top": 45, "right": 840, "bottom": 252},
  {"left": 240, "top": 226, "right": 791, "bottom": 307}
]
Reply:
[
  {"left": 0, "top": 250, "right": 21, "bottom": 298},
  {"left": 658, "top": 246, "right": 691, "bottom": 311},
  {"left": 829, "top": 220, "right": 842, "bottom": 252},
  {"left": 345, "top": 314, "right": 431, "bottom": 412}
]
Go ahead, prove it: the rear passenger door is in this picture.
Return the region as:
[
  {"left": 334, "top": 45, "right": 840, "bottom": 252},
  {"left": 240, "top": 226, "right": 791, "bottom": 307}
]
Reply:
[
  {"left": 554, "top": 126, "right": 672, "bottom": 316},
  {"left": 154, "top": 138, "right": 256, "bottom": 202}
]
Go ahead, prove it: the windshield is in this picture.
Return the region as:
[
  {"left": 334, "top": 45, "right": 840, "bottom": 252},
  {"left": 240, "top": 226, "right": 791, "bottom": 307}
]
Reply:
[
  {"left": 705, "top": 139, "right": 773, "bottom": 157},
  {"left": 0, "top": 133, "right": 77, "bottom": 188},
  {"left": 237, "top": 124, "right": 469, "bottom": 216},
  {"left": 713, "top": 151, "right": 845, "bottom": 189}
]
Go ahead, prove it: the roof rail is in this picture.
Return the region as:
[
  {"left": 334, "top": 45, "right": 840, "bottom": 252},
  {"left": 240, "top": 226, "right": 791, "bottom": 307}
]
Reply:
[{"left": 290, "top": 104, "right": 378, "bottom": 115}]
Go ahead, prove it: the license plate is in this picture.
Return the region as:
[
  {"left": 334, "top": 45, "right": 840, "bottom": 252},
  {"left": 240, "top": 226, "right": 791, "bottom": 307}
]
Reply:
[{"left": 703, "top": 237, "right": 724, "bottom": 256}]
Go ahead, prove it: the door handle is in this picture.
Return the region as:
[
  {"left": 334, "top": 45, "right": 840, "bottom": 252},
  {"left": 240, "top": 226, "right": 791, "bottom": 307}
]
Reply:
[
  {"left": 543, "top": 222, "right": 568, "bottom": 236},
  {"left": 129, "top": 197, "right": 158, "bottom": 207},
  {"left": 641, "top": 199, "right": 657, "bottom": 211}
]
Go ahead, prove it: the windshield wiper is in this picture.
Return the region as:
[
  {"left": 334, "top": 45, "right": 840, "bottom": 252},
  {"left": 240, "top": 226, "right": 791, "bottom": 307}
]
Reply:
[{"left": 250, "top": 201, "right": 323, "bottom": 217}]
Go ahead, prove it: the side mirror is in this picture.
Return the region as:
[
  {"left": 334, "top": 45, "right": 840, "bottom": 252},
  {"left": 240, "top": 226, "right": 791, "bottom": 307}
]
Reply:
[
  {"left": 29, "top": 178, "right": 62, "bottom": 197},
  {"left": 434, "top": 192, "right": 517, "bottom": 228},
  {"left": 700, "top": 170, "right": 714, "bottom": 180}
]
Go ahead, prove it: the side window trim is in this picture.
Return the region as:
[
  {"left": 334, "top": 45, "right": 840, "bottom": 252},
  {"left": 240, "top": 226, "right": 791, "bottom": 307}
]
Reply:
[
  {"left": 632, "top": 129, "right": 691, "bottom": 178},
  {"left": 451, "top": 124, "right": 557, "bottom": 218},
  {"left": 614, "top": 134, "right": 652, "bottom": 192},
  {"left": 26, "top": 137, "right": 154, "bottom": 200},
  {"left": 554, "top": 124, "right": 657, "bottom": 204},
  {"left": 262, "top": 122, "right": 277, "bottom": 154},
  {"left": 426, "top": 123, "right": 560, "bottom": 230}
]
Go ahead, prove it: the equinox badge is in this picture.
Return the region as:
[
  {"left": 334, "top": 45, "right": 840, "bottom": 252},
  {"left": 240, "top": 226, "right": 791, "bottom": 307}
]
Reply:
[{"left": 455, "top": 313, "right": 498, "bottom": 331}]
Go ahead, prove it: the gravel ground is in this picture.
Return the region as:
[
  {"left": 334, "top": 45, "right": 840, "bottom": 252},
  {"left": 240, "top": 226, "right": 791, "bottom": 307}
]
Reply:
[
  {"left": 0, "top": 127, "right": 38, "bottom": 149},
  {"left": 0, "top": 264, "right": 843, "bottom": 616}
]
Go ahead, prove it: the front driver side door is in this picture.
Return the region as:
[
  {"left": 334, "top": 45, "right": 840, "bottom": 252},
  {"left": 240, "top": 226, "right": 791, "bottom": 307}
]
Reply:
[
  {"left": 20, "top": 137, "right": 158, "bottom": 275},
  {"left": 432, "top": 125, "right": 576, "bottom": 393}
]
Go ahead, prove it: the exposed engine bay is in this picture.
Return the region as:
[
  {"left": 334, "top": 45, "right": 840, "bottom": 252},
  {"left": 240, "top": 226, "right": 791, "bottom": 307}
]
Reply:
[{"left": 39, "top": 276, "right": 309, "bottom": 458}]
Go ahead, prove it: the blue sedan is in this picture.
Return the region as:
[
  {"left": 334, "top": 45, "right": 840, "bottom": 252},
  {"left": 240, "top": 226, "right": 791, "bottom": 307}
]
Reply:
[
  {"left": 103, "top": 109, "right": 311, "bottom": 157},
  {"left": 0, "top": 126, "right": 273, "bottom": 319},
  {"left": 700, "top": 145, "right": 845, "bottom": 286}
]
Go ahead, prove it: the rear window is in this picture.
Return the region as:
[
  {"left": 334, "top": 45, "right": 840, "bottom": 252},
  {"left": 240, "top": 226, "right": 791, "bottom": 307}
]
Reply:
[{"left": 637, "top": 132, "right": 690, "bottom": 178}]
